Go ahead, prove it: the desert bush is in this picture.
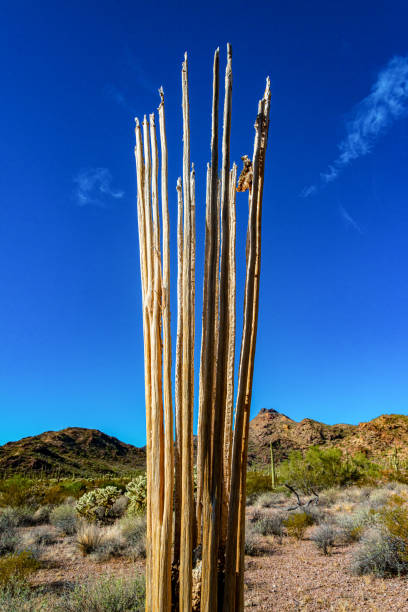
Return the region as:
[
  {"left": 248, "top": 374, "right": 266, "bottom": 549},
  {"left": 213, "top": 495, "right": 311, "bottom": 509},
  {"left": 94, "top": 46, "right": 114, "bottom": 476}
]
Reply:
[
  {"left": 125, "top": 477, "right": 147, "bottom": 517},
  {"left": 279, "top": 448, "right": 365, "bottom": 494},
  {"left": 310, "top": 524, "right": 337, "bottom": 555},
  {"left": 0, "top": 506, "right": 36, "bottom": 528},
  {"left": 284, "top": 512, "right": 313, "bottom": 540},
  {"left": 26, "top": 526, "right": 57, "bottom": 547},
  {"left": 351, "top": 528, "right": 408, "bottom": 577},
  {"left": 0, "top": 579, "right": 34, "bottom": 610},
  {"left": 318, "top": 488, "right": 341, "bottom": 507},
  {"left": 90, "top": 525, "right": 124, "bottom": 563},
  {"left": 76, "top": 524, "right": 103, "bottom": 556},
  {"left": 252, "top": 512, "right": 285, "bottom": 541},
  {"left": 76, "top": 487, "right": 122, "bottom": 524},
  {"left": 0, "top": 528, "right": 20, "bottom": 557},
  {"left": 254, "top": 491, "right": 287, "bottom": 508},
  {"left": 304, "top": 505, "right": 326, "bottom": 525},
  {"left": 336, "top": 505, "right": 379, "bottom": 543},
  {"left": 367, "top": 488, "right": 391, "bottom": 509},
  {"left": 59, "top": 574, "right": 145, "bottom": 611},
  {"left": 0, "top": 552, "right": 40, "bottom": 591},
  {"left": 244, "top": 523, "right": 263, "bottom": 556},
  {"left": 245, "top": 471, "right": 272, "bottom": 497},
  {"left": 120, "top": 516, "right": 146, "bottom": 559},
  {"left": 111, "top": 496, "right": 129, "bottom": 519},
  {"left": 32, "top": 505, "right": 51, "bottom": 525},
  {"left": 51, "top": 504, "right": 77, "bottom": 535}
]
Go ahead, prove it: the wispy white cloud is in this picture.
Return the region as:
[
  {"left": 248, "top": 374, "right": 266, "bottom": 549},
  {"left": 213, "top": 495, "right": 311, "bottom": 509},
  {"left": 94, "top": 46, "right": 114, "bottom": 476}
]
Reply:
[
  {"left": 339, "top": 205, "right": 363, "bottom": 234},
  {"left": 74, "top": 168, "right": 124, "bottom": 206},
  {"left": 302, "top": 54, "right": 408, "bottom": 196}
]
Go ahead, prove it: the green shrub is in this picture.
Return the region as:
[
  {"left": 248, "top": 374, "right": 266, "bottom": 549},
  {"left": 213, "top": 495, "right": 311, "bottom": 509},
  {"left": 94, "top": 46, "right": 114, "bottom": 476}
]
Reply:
[
  {"left": 76, "top": 487, "right": 122, "bottom": 524},
  {"left": 0, "top": 528, "right": 20, "bottom": 557},
  {"left": 58, "top": 574, "right": 145, "bottom": 611},
  {"left": 50, "top": 504, "right": 77, "bottom": 535},
  {"left": 0, "top": 552, "right": 40, "bottom": 591},
  {"left": 125, "top": 476, "right": 147, "bottom": 516},
  {"left": 283, "top": 512, "right": 313, "bottom": 540},
  {"left": 245, "top": 471, "right": 272, "bottom": 497}
]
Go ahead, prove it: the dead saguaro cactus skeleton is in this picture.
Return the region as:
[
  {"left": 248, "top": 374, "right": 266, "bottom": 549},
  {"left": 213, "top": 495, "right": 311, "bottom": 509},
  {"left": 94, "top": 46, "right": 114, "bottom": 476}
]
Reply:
[{"left": 134, "top": 44, "right": 271, "bottom": 612}]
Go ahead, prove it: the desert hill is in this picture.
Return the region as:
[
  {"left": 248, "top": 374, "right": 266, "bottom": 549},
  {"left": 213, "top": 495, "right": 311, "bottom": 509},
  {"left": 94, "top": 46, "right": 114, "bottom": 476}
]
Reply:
[
  {"left": 248, "top": 408, "right": 408, "bottom": 467},
  {"left": 1, "top": 410, "right": 408, "bottom": 476},
  {"left": 0, "top": 427, "right": 146, "bottom": 477}
]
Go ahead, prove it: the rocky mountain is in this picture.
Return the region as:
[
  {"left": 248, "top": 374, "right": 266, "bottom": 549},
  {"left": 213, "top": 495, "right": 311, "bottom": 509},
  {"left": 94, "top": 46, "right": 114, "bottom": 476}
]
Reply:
[
  {"left": 0, "top": 427, "right": 146, "bottom": 477},
  {"left": 247, "top": 408, "right": 408, "bottom": 467},
  {"left": 1, "top": 410, "right": 407, "bottom": 477}
]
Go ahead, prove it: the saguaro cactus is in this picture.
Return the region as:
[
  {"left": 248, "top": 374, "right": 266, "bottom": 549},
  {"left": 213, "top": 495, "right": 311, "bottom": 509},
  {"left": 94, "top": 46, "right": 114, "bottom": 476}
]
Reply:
[{"left": 134, "top": 44, "right": 271, "bottom": 612}]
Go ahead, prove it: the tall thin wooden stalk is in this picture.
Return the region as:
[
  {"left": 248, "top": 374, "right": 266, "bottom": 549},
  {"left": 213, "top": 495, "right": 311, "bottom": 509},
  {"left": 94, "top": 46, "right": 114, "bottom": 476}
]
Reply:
[
  {"left": 174, "top": 177, "right": 183, "bottom": 573},
  {"left": 223, "top": 79, "right": 271, "bottom": 612},
  {"left": 158, "top": 90, "right": 173, "bottom": 611},
  {"left": 134, "top": 46, "right": 270, "bottom": 612},
  {"left": 180, "top": 53, "right": 193, "bottom": 612}
]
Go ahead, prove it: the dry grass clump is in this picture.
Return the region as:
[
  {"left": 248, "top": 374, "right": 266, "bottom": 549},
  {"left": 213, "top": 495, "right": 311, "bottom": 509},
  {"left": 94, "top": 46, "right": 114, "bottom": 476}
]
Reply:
[
  {"left": 252, "top": 512, "right": 285, "bottom": 542},
  {"left": 351, "top": 528, "right": 408, "bottom": 577},
  {"left": 76, "top": 524, "right": 103, "bottom": 556},
  {"left": 335, "top": 505, "right": 379, "bottom": 543},
  {"left": 254, "top": 491, "right": 287, "bottom": 509},
  {"left": 244, "top": 523, "right": 265, "bottom": 556},
  {"left": 24, "top": 525, "right": 57, "bottom": 547},
  {"left": 50, "top": 504, "right": 77, "bottom": 535},
  {"left": 56, "top": 574, "right": 145, "bottom": 611},
  {"left": 310, "top": 523, "right": 337, "bottom": 555}
]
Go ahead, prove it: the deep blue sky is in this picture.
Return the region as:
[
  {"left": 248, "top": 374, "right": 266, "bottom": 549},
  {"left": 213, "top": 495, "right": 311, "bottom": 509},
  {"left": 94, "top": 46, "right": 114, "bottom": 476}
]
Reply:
[{"left": 1, "top": 1, "right": 407, "bottom": 446}]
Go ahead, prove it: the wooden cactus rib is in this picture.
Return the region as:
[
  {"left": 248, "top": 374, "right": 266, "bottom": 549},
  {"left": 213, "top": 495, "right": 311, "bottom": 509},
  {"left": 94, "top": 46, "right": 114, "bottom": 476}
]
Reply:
[
  {"left": 158, "top": 90, "right": 173, "bottom": 611},
  {"left": 223, "top": 79, "right": 271, "bottom": 612},
  {"left": 134, "top": 46, "right": 270, "bottom": 612},
  {"left": 180, "top": 53, "right": 193, "bottom": 612},
  {"left": 174, "top": 176, "right": 183, "bottom": 574},
  {"left": 148, "top": 112, "right": 165, "bottom": 610},
  {"left": 200, "top": 47, "right": 220, "bottom": 612},
  {"left": 222, "top": 162, "right": 237, "bottom": 546},
  {"left": 133, "top": 119, "right": 152, "bottom": 612},
  {"left": 196, "top": 162, "right": 211, "bottom": 547}
]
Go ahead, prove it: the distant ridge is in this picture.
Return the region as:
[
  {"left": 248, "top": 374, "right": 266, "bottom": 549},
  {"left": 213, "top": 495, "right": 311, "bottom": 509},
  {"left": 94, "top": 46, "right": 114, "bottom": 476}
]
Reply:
[
  {"left": 1, "top": 411, "right": 408, "bottom": 476},
  {"left": 0, "top": 427, "right": 146, "bottom": 477},
  {"left": 248, "top": 408, "right": 408, "bottom": 467}
]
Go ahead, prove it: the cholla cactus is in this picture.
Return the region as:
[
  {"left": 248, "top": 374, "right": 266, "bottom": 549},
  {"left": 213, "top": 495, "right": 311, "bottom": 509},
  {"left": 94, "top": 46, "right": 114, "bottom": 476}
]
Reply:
[
  {"left": 75, "top": 486, "right": 122, "bottom": 524},
  {"left": 125, "top": 475, "right": 147, "bottom": 516}
]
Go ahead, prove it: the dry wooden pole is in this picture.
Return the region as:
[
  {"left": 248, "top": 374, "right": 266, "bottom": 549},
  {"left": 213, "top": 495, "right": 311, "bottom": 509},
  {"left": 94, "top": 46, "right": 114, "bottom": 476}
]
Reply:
[
  {"left": 223, "top": 79, "right": 271, "bottom": 612},
  {"left": 236, "top": 82, "right": 271, "bottom": 610},
  {"left": 158, "top": 89, "right": 173, "bottom": 611},
  {"left": 174, "top": 176, "right": 183, "bottom": 574},
  {"left": 204, "top": 42, "right": 234, "bottom": 610},
  {"left": 134, "top": 119, "right": 152, "bottom": 612},
  {"left": 200, "top": 47, "right": 220, "bottom": 612},
  {"left": 149, "top": 112, "right": 165, "bottom": 610},
  {"left": 196, "top": 163, "right": 211, "bottom": 546},
  {"left": 180, "top": 53, "right": 193, "bottom": 612},
  {"left": 189, "top": 163, "right": 197, "bottom": 549},
  {"left": 221, "top": 162, "right": 237, "bottom": 546}
]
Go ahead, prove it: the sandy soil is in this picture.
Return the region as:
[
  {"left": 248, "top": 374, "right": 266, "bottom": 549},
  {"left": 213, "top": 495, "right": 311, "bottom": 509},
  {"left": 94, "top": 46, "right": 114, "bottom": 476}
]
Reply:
[{"left": 25, "top": 523, "right": 408, "bottom": 611}]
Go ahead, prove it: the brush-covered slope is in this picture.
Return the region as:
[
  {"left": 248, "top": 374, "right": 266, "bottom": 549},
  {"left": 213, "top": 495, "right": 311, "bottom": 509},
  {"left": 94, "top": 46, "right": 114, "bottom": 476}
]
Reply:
[
  {"left": 247, "top": 408, "right": 408, "bottom": 467},
  {"left": 0, "top": 428, "right": 146, "bottom": 477}
]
